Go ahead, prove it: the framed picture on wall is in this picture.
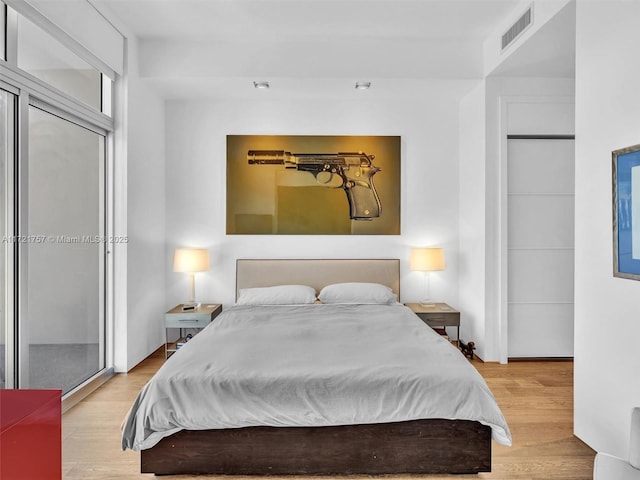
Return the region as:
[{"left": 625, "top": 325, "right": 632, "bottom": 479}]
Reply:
[
  {"left": 612, "top": 143, "right": 640, "bottom": 280},
  {"left": 226, "top": 135, "right": 401, "bottom": 235}
]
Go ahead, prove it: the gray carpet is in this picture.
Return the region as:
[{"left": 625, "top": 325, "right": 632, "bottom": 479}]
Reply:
[{"left": 0, "top": 343, "right": 100, "bottom": 394}]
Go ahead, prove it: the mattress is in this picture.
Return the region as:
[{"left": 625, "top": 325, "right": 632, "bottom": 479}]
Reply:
[{"left": 122, "top": 303, "right": 511, "bottom": 451}]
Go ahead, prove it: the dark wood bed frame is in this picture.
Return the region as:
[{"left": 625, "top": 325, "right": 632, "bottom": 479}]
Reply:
[
  {"left": 141, "top": 419, "right": 491, "bottom": 475},
  {"left": 139, "top": 260, "right": 493, "bottom": 475}
]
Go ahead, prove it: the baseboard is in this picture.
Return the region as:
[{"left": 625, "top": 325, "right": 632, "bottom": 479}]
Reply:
[{"left": 508, "top": 356, "right": 573, "bottom": 362}]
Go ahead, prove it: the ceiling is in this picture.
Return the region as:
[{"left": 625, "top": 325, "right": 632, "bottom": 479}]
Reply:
[
  {"left": 92, "top": 0, "right": 518, "bottom": 41},
  {"left": 90, "top": 0, "right": 576, "bottom": 99}
]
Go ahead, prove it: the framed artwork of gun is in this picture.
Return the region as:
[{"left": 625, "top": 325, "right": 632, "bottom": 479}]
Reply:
[{"left": 227, "top": 135, "right": 400, "bottom": 235}]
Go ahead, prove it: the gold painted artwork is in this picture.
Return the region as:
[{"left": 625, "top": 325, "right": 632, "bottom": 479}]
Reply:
[{"left": 227, "top": 135, "right": 401, "bottom": 235}]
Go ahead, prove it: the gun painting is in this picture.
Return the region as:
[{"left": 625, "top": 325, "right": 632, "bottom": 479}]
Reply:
[
  {"left": 247, "top": 150, "right": 382, "bottom": 220},
  {"left": 227, "top": 135, "right": 400, "bottom": 235}
]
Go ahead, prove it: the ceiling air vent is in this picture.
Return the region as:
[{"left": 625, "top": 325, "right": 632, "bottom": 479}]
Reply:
[{"left": 501, "top": 6, "right": 532, "bottom": 51}]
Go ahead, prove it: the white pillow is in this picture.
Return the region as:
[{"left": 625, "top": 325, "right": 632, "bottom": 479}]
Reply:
[
  {"left": 318, "top": 282, "right": 397, "bottom": 304},
  {"left": 236, "top": 285, "right": 317, "bottom": 305}
]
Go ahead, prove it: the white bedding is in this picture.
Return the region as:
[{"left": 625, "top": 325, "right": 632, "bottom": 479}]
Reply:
[{"left": 121, "top": 303, "right": 511, "bottom": 451}]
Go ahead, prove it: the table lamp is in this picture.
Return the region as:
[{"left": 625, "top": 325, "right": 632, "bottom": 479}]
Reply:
[
  {"left": 173, "top": 247, "right": 209, "bottom": 310},
  {"left": 410, "top": 247, "right": 445, "bottom": 307}
]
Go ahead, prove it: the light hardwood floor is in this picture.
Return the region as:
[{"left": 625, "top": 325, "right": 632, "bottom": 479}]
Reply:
[{"left": 63, "top": 349, "right": 595, "bottom": 479}]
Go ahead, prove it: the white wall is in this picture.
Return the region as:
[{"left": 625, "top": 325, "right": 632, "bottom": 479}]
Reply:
[
  {"left": 125, "top": 79, "right": 166, "bottom": 370},
  {"left": 112, "top": 34, "right": 166, "bottom": 372},
  {"left": 574, "top": 0, "right": 640, "bottom": 456},
  {"left": 458, "top": 80, "right": 488, "bottom": 359},
  {"left": 164, "top": 84, "right": 472, "bottom": 310}
]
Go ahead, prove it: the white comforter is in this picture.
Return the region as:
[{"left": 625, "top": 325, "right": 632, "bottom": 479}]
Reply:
[{"left": 122, "top": 304, "right": 511, "bottom": 451}]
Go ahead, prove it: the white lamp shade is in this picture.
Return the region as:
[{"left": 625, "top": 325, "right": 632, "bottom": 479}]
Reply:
[
  {"left": 173, "top": 248, "right": 210, "bottom": 273},
  {"left": 410, "top": 247, "right": 445, "bottom": 272}
]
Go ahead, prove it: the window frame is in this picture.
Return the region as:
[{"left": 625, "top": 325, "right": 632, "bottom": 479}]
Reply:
[
  {"left": 1, "top": 1, "right": 116, "bottom": 404},
  {"left": 3, "top": 2, "right": 115, "bottom": 119}
]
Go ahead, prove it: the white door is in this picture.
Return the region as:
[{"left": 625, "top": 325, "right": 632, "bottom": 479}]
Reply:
[{"left": 507, "top": 138, "right": 575, "bottom": 358}]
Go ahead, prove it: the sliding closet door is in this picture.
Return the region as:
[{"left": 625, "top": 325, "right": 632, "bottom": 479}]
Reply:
[
  {"left": 507, "top": 138, "right": 575, "bottom": 358},
  {"left": 0, "top": 88, "right": 16, "bottom": 389},
  {"left": 21, "top": 105, "right": 105, "bottom": 393}
]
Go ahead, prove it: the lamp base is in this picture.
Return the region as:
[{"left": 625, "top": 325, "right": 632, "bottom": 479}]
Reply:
[
  {"left": 419, "top": 302, "right": 436, "bottom": 308},
  {"left": 181, "top": 302, "right": 200, "bottom": 311}
]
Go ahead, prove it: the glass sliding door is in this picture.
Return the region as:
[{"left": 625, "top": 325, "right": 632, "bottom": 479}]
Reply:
[
  {"left": 2, "top": 3, "right": 114, "bottom": 402},
  {"left": 0, "top": 88, "right": 16, "bottom": 389},
  {"left": 23, "top": 105, "right": 105, "bottom": 394}
]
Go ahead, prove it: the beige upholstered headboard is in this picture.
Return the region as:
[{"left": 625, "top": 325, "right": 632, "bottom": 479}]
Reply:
[{"left": 236, "top": 259, "right": 400, "bottom": 300}]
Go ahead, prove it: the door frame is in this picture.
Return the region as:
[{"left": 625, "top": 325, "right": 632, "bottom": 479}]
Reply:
[
  {"left": 1, "top": 83, "right": 18, "bottom": 388},
  {"left": 497, "top": 95, "right": 575, "bottom": 363}
]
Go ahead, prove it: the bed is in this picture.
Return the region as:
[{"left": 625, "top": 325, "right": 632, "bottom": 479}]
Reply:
[{"left": 122, "top": 259, "right": 511, "bottom": 475}]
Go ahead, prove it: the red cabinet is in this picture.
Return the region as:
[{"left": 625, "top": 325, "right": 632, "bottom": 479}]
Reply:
[{"left": 1, "top": 390, "right": 61, "bottom": 479}]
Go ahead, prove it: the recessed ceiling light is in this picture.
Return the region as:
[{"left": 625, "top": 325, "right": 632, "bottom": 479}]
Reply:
[
  {"left": 253, "top": 81, "right": 270, "bottom": 89},
  {"left": 355, "top": 81, "right": 371, "bottom": 90}
]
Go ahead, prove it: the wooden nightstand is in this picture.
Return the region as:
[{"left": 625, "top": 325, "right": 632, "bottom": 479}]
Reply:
[
  {"left": 165, "top": 303, "right": 222, "bottom": 358},
  {"left": 405, "top": 303, "right": 460, "bottom": 345}
]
